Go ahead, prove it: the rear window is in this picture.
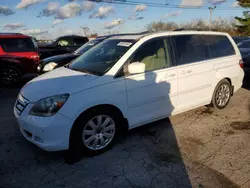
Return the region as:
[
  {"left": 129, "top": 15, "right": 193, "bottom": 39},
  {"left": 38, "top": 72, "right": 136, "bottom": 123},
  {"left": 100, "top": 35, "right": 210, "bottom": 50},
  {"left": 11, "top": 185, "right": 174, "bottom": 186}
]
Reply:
[
  {"left": 0, "top": 38, "right": 35, "bottom": 52},
  {"left": 73, "top": 38, "right": 88, "bottom": 46}
]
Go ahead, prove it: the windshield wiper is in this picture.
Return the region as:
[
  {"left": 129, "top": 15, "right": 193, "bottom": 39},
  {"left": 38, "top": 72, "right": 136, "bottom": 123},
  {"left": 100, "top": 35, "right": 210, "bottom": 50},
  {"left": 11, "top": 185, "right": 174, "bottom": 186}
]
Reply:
[
  {"left": 81, "top": 69, "right": 102, "bottom": 76},
  {"left": 70, "top": 67, "right": 102, "bottom": 76}
]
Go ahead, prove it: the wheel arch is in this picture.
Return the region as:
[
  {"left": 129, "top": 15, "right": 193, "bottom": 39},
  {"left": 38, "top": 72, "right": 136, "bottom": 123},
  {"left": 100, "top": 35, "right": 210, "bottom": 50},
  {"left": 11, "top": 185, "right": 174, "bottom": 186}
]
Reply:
[{"left": 70, "top": 104, "right": 128, "bottom": 139}]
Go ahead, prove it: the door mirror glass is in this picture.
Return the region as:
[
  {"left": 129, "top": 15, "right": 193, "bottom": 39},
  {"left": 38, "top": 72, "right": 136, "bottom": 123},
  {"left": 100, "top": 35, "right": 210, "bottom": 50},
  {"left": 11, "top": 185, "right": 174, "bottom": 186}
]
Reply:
[{"left": 128, "top": 62, "right": 145, "bottom": 74}]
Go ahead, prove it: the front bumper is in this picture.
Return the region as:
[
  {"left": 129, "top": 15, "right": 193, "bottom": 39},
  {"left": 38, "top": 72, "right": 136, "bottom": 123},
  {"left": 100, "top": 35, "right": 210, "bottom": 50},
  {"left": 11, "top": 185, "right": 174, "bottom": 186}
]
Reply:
[{"left": 14, "top": 101, "right": 73, "bottom": 151}]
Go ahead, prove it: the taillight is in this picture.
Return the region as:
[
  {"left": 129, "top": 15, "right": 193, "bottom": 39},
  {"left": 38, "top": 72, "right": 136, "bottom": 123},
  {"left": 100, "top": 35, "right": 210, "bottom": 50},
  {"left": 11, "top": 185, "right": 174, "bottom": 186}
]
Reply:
[
  {"left": 30, "top": 55, "right": 40, "bottom": 63},
  {"left": 239, "top": 59, "right": 244, "bottom": 68}
]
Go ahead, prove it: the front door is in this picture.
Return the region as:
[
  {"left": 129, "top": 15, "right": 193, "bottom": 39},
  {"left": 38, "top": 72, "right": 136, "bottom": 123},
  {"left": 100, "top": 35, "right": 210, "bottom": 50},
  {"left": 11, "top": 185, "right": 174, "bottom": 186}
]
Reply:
[{"left": 124, "top": 37, "right": 178, "bottom": 127}]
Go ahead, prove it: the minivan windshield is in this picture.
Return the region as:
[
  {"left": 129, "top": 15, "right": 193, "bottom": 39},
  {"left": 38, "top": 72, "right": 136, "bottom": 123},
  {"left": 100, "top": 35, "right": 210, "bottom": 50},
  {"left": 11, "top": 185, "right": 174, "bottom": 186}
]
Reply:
[
  {"left": 74, "top": 37, "right": 106, "bottom": 54},
  {"left": 68, "top": 39, "right": 135, "bottom": 76}
]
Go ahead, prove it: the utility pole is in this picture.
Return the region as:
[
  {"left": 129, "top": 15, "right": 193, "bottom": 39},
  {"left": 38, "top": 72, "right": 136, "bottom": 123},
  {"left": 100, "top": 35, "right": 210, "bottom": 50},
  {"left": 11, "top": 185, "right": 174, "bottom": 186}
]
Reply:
[
  {"left": 208, "top": 6, "right": 216, "bottom": 31},
  {"left": 81, "top": 27, "right": 90, "bottom": 37}
]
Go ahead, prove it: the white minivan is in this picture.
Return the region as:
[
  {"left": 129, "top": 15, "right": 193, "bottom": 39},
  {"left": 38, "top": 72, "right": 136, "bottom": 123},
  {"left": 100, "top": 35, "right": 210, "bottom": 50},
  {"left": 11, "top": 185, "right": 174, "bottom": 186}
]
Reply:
[{"left": 14, "top": 31, "right": 244, "bottom": 154}]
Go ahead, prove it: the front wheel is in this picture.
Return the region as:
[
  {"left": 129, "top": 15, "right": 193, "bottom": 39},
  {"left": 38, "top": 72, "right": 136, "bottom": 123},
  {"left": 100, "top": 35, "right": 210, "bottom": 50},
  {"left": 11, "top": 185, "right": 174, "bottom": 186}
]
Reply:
[
  {"left": 211, "top": 79, "right": 231, "bottom": 110},
  {"left": 70, "top": 108, "right": 122, "bottom": 155}
]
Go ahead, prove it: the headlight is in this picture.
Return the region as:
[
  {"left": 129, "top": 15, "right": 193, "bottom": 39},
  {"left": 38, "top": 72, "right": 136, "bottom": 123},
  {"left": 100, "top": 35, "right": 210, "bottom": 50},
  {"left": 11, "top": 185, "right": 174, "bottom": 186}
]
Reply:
[
  {"left": 29, "top": 94, "right": 69, "bottom": 117},
  {"left": 43, "top": 62, "right": 58, "bottom": 72}
]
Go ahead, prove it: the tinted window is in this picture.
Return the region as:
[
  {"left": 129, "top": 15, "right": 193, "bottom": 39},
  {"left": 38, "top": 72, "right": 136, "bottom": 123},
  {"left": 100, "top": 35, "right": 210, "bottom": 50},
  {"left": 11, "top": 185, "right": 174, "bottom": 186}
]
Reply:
[
  {"left": 68, "top": 39, "right": 135, "bottom": 75},
  {"left": 173, "top": 35, "right": 205, "bottom": 65},
  {"left": 205, "top": 35, "right": 235, "bottom": 58},
  {"left": 129, "top": 38, "right": 170, "bottom": 72},
  {"left": 73, "top": 38, "right": 88, "bottom": 46},
  {"left": 0, "top": 38, "right": 35, "bottom": 52}
]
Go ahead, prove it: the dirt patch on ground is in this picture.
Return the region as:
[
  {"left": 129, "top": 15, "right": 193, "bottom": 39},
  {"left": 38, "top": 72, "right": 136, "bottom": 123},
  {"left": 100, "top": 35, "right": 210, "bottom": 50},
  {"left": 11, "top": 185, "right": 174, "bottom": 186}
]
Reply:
[{"left": 230, "top": 121, "right": 250, "bottom": 130}]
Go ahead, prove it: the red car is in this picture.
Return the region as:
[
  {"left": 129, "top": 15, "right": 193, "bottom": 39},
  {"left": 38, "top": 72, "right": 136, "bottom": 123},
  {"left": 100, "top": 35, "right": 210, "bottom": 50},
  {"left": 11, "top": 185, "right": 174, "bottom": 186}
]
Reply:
[{"left": 0, "top": 33, "right": 40, "bottom": 86}]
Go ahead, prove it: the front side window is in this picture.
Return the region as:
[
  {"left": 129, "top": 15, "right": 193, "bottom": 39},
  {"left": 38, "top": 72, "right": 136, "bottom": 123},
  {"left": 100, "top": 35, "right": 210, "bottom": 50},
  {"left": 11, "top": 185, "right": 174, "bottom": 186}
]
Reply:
[
  {"left": 68, "top": 39, "right": 135, "bottom": 76},
  {"left": 0, "top": 38, "right": 35, "bottom": 52},
  {"left": 173, "top": 35, "right": 206, "bottom": 65},
  {"left": 128, "top": 38, "right": 170, "bottom": 73}
]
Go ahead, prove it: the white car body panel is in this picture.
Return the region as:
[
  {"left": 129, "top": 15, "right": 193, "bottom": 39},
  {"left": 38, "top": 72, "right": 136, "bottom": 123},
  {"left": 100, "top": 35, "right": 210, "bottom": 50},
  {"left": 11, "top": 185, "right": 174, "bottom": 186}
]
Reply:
[{"left": 14, "top": 31, "right": 244, "bottom": 151}]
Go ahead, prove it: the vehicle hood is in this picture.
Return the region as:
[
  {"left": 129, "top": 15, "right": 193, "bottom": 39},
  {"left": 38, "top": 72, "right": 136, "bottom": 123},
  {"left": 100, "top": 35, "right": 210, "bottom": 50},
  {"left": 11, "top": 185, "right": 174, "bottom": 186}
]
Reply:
[
  {"left": 20, "top": 67, "right": 99, "bottom": 102},
  {"left": 41, "top": 53, "right": 78, "bottom": 64}
]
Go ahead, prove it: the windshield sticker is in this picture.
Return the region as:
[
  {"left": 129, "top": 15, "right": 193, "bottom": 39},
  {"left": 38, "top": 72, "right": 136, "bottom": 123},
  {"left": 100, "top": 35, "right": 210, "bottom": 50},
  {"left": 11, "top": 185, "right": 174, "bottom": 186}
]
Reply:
[
  {"left": 88, "top": 43, "right": 95, "bottom": 46},
  {"left": 117, "top": 42, "right": 132, "bottom": 47}
]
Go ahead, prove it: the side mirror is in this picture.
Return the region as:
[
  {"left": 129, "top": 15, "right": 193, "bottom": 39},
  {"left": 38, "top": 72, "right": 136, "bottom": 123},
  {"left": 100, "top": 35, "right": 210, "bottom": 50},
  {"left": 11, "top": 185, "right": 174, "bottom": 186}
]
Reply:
[{"left": 128, "top": 62, "right": 145, "bottom": 74}]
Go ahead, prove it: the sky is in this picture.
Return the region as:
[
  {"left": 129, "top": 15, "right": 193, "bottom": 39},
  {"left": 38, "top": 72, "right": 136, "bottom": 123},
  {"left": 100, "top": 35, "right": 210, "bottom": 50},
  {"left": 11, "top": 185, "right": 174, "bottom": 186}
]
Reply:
[{"left": 0, "top": 0, "right": 244, "bottom": 39}]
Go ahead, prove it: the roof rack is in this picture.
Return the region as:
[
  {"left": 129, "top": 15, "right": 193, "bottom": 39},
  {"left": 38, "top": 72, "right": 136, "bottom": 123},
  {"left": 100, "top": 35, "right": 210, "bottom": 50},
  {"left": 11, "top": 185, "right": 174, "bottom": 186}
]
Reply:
[
  {"left": 173, "top": 28, "right": 217, "bottom": 32},
  {"left": 0, "top": 33, "right": 24, "bottom": 35},
  {"left": 100, "top": 31, "right": 150, "bottom": 38}
]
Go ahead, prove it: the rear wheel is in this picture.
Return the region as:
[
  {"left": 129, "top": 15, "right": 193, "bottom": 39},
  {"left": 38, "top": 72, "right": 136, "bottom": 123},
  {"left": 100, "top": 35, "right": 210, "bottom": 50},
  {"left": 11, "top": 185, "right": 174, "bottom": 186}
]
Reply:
[
  {"left": 0, "top": 66, "right": 22, "bottom": 87},
  {"left": 69, "top": 107, "right": 122, "bottom": 156},
  {"left": 210, "top": 79, "right": 231, "bottom": 109}
]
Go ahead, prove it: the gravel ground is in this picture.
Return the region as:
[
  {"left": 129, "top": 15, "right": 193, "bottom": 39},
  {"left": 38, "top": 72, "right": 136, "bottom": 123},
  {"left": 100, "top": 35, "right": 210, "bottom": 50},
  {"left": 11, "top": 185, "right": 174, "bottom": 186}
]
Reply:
[{"left": 0, "top": 73, "right": 250, "bottom": 188}]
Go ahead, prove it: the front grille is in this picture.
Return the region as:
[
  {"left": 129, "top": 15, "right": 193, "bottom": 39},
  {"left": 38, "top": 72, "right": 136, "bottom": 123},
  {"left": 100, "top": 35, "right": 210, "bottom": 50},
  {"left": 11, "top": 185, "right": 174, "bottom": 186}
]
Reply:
[{"left": 15, "top": 94, "right": 29, "bottom": 115}]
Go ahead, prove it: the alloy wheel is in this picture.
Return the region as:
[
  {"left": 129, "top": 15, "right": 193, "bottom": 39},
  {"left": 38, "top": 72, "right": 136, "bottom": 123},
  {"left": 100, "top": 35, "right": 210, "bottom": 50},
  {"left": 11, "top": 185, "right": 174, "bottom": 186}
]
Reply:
[
  {"left": 82, "top": 115, "right": 116, "bottom": 151},
  {"left": 215, "top": 84, "right": 230, "bottom": 107}
]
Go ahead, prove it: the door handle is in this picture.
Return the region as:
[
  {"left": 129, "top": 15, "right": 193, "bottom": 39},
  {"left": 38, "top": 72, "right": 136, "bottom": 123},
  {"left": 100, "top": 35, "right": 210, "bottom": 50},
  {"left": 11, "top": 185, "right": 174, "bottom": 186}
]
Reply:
[
  {"left": 165, "top": 73, "right": 176, "bottom": 78},
  {"left": 182, "top": 70, "right": 192, "bottom": 75}
]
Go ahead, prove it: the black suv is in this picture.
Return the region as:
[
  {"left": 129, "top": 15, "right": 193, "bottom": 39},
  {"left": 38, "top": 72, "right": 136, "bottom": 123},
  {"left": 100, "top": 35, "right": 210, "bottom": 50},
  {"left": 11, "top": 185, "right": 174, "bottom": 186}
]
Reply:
[{"left": 38, "top": 35, "right": 89, "bottom": 59}]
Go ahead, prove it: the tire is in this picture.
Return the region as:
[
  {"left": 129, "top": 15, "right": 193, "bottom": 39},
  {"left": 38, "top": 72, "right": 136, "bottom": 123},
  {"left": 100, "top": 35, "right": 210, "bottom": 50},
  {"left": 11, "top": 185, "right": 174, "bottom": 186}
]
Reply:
[
  {"left": 69, "top": 107, "right": 123, "bottom": 156},
  {"left": 0, "top": 66, "right": 22, "bottom": 87},
  {"left": 210, "top": 79, "right": 231, "bottom": 110}
]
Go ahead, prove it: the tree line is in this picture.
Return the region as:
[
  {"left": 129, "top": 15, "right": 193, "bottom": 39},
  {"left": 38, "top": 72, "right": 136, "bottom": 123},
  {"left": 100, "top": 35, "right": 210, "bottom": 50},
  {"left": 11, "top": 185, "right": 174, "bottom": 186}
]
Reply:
[
  {"left": 147, "top": 0, "right": 250, "bottom": 37},
  {"left": 147, "top": 19, "right": 240, "bottom": 36}
]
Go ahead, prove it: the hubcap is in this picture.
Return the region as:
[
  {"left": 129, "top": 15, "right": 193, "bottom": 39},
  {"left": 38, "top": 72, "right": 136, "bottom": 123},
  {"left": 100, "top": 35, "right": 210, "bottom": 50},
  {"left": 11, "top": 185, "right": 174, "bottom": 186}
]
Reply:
[
  {"left": 216, "top": 84, "right": 230, "bottom": 107},
  {"left": 82, "top": 115, "right": 116, "bottom": 150},
  {"left": 1, "top": 68, "right": 20, "bottom": 85}
]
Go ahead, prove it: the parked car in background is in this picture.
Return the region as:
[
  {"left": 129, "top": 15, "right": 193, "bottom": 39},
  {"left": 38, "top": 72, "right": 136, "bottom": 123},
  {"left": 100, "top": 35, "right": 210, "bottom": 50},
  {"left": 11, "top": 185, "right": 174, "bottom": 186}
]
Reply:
[
  {"left": 232, "top": 36, "right": 250, "bottom": 44},
  {"left": 37, "top": 33, "right": 148, "bottom": 73},
  {"left": 37, "top": 36, "right": 109, "bottom": 74},
  {"left": 14, "top": 31, "right": 244, "bottom": 155},
  {"left": 237, "top": 39, "right": 250, "bottom": 56},
  {"left": 241, "top": 54, "right": 250, "bottom": 69},
  {"left": 38, "top": 35, "right": 89, "bottom": 59},
  {"left": 0, "top": 33, "right": 40, "bottom": 86}
]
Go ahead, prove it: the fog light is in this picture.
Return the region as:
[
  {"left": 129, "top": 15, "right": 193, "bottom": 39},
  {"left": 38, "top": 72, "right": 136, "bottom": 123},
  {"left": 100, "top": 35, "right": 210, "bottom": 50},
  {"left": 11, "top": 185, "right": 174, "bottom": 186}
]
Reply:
[{"left": 34, "top": 136, "right": 43, "bottom": 143}]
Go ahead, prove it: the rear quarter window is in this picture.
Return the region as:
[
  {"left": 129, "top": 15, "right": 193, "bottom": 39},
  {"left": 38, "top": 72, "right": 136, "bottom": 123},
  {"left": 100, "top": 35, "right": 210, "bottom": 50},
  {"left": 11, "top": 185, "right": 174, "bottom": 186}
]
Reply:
[
  {"left": 0, "top": 38, "right": 35, "bottom": 52},
  {"left": 200, "top": 35, "right": 236, "bottom": 59}
]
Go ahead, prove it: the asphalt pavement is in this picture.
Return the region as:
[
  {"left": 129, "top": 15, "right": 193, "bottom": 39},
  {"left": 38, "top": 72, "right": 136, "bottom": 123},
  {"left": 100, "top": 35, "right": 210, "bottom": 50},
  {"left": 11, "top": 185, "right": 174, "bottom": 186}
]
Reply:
[{"left": 1, "top": 73, "right": 250, "bottom": 188}]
